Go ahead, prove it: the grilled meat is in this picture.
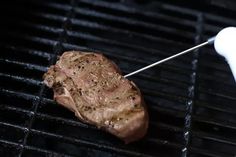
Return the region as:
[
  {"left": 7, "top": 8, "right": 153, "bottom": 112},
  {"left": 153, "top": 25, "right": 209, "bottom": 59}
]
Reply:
[{"left": 43, "top": 51, "right": 149, "bottom": 143}]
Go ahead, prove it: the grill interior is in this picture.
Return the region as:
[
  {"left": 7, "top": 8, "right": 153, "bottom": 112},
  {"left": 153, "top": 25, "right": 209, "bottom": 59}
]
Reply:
[{"left": 0, "top": 0, "right": 236, "bottom": 157}]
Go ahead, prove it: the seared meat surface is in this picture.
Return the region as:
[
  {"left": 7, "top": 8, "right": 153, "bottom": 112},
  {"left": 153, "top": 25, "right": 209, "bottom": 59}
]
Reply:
[{"left": 43, "top": 51, "right": 148, "bottom": 143}]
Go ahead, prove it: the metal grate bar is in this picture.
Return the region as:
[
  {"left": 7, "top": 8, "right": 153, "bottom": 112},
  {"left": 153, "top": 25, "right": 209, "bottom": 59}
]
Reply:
[
  {"left": 0, "top": 89, "right": 39, "bottom": 102},
  {"left": 18, "top": 0, "right": 75, "bottom": 156},
  {"left": 17, "top": 86, "right": 45, "bottom": 156},
  {"left": 193, "top": 116, "right": 236, "bottom": 131},
  {"left": 22, "top": 18, "right": 192, "bottom": 59},
  {"left": 0, "top": 59, "right": 47, "bottom": 72},
  {"left": 73, "top": 8, "right": 195, "bottom": 39},
  {"left": 27, "top": 7, "right": 195, "bottom": 45},
  {"left": 36, "top": 111, "right": 183, "bottom": 135},
  {"left": 0, "top": 139, "right": 20, "bottom": 148},
  {"left": 0, "top": 73, "right": 41, "bottom": 86},
  {"left": 198, "top": 90, "right": 236, "bottom": 102},
  {"left": 39, "top": 0, "right": 196, "bottom": 27},
  {"left": 205, "top": 14, "right": 236, "bottom": 26},
  {"left": 1, "top": 0, "right": 236, "bottom": 156},
  {"left": 36, "top": 112, "right": 95, "bottom": 129},
  {"left": 0, "top": 138, "right": 75, "bottom": 157},
  {"left": 0, "top": 121, "right": 27, "bottom": 132},
  {"left": 19, "top": 21, "right": 191, "bottom": 63},
  {"left": 67, "top": 31, "right": 193, "bottom": 73},
  {"left": 192, "top": 131, "right": 236, "bottom": 146},
  {"left": 30, "top": 129, "right": 171, "bottom": 157},
  {"left": 35, "top": 0, "right": 197, "bottom": 31},
  {"left": 67, "top": 16, "right": 192, "bottom": 49},
  {"left": 79, "top": 0, "right": 198, "bottom": 18},
  {"left": 5, "top": 32, "right": 58, "bottom": 47},
  {"left": 196, "top": 101, "right": 236, "bottom": 115},
  {"left": 2, "top": 45, "right": 54, "bottom": 61},
  {"left": 190, "top": 147, "right": 232, "bottom": 157},
  {"left": 182, "top": 14, "right": 204, "bottom": 157},
  {"left": 0, "top": 104, "right": 32, "bottom": 116},
  {"left": 70, "top": 18, "right": 191, "bottom": 51},
  {"left": 23, "top": 145, "right": 75, "bottom": 157},
  {"left": 150, "top": 122, "right": 183, "bottom": 132}
]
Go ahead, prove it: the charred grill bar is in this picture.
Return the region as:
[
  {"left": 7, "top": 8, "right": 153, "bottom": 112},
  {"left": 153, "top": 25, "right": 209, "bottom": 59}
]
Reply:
[{"left": 0, "top": 0, "right": 236, "bottom": 157}]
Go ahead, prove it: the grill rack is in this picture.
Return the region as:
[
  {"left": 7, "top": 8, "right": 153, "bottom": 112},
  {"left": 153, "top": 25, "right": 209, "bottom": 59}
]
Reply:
[{"left": 0, "top": 0, "right": 236, "bottom": 157}]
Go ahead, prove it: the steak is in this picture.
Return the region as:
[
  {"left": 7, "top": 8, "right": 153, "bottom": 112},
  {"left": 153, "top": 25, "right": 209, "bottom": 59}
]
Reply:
[{"left": 43, "top": 51, "right": 149, "bottom": 143}]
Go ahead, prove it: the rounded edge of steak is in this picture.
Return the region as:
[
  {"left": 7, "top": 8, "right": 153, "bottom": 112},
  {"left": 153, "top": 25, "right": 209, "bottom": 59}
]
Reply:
[{"left": 43, "top": 51, "right": 149, "bottom": 143}]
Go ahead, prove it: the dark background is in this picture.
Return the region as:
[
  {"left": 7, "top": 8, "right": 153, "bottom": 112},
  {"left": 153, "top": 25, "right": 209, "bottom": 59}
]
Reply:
[{"left": 0, "top": 0, "right": 236, "bottom": 157}]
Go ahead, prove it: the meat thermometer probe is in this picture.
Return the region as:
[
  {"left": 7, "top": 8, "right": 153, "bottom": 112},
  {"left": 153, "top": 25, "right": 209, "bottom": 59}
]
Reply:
[{"left": 124, "top": 27, "right": 236, "bottom": 82}]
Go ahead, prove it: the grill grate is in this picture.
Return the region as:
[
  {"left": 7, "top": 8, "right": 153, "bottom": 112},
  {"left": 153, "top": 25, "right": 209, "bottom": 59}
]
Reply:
[{"left": 0, "top": 0, "right": 236, "bottom": 157}]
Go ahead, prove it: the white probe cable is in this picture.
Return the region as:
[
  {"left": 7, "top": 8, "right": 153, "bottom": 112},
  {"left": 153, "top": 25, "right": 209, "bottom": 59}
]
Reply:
[
  {"left": 124, "top": 37, "right": 215, "bottom": 78},
  {"left": 125, "top": 27, "right": 236, "bottom": 82}
]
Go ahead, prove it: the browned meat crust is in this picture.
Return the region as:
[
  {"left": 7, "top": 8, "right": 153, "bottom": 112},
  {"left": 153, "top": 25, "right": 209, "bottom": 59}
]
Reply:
[{"left": 43, "top": 51, "right": 149, "bottom": 143}]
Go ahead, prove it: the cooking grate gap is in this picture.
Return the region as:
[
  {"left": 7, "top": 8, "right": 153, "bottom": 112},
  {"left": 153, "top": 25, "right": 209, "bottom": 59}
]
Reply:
[
  {"left": 189, "top": 147, "right": 231, "bottom": 157},
  {"left": 26, "top": 11, "right": 66, "bottom": 28},
  {"left": 0, "top": 105, "right": 32, "bottom": 122},
  {"left": 1, "top": 33, "right": 57, "bottom": 54},
  {"left": 71, "top": 20, "right": 195, "bottom": 62},
  {"left": 0, "top": 91, "right": 36, "bottom": 111},
  {"left": 192, "top": 131, "right": 236, "bottom": 147},
  {"left": 16, "top": 22, "right": 62, "bottom": 41},
  {"left": 192, "top": 121, "right": 236, "bottom": 143},
  {"left": 193, "top": 116, "right": 236, "bottom": 131},
  {"left": 22, "top": 146, "right": 76, "bottom": 157},
  {"left": 70, "top": 19, "right": 193, "bottom": 58},
  {"left": 67, "top": 29, "right": 191, "bottom": 57},
  {"left": 145, "top": 96, "right": 187, "bottom": 112},
  {"left": 75, "top": 2, "right": 196, "bottom": 30},
  {"left": 34, "top": 109, "right": 184, "bottom": 144},
  {"left": 205, "top": 14, "right": 236, "bottom": 27},
  {"left": 198, "top": 72, "right": 235, "bottom": 86},
  {"left": 196, "top": 101, "right": 236, "bottom": 115},
  {"left": 1, "top": 45, "right": 54, "bottom": 60},
  {"left": 132, "top": 78, "right": 189, "bottom": 98},
  {"left": 190, "top": 136, "right": 236, "bottom": 157},
  {"left": 197, "top": 91, "right": 236, "bottom": 110},
  {"left": 0, "top": 122, "right": 26, "bottom": 144},
  {"left": 1, "top": 25, "right": 61, "bottom": 47},
  {"left": 0, "top": 106, "right": 32, "bottom": 128},
  {"left": 194, "top": 106, "right": 236, "bottom": 125},
  {"left": 26, "top": 0, "right": 70, "bottom": 17},
  {"left": 0, "top": 73, "right": 41, "bottom": 87},
  {"left": 0, "top": 89, "right": 39, "bottom": 102},
  {"left": 79, "top": 0, "right": 198, "bottom": 21},
  {"left": 0, "top": 75, "right": 41, "bottom": 96},
  {"left": 70, "top": 18, "right": 193, "bottom": 54},
  {"left": 28, "top": 129, "right": 181, "bottom": 157},
  {"left": 0, "top": 60, "right": 46, "bottom": 82},
  {"left": 0, "top": 45, "right": 52, "bottom": 67},
  {"left": 198, "top": 85, "right": 236, "bottom": 100},
  {"left": 0, "top": 141, "right": 21, "bottom": 157},
  {"left": 0, "top": 3, "right": 67, "bottom": 30},
  {"left": 73, "top": 8, "right": 195, "bottom": 44},
  {"left": 75, "top": 2, "right": 196, "bottom": 33}
]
